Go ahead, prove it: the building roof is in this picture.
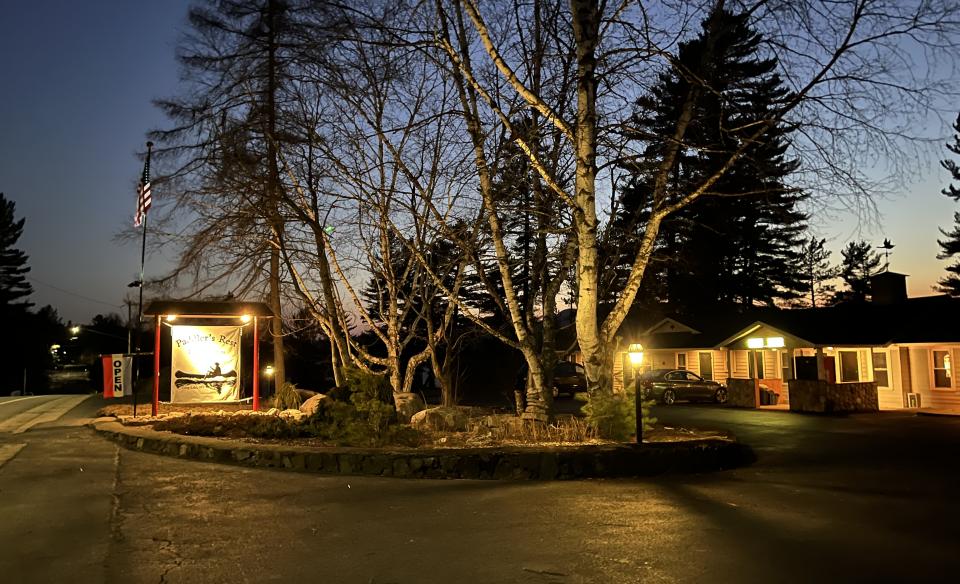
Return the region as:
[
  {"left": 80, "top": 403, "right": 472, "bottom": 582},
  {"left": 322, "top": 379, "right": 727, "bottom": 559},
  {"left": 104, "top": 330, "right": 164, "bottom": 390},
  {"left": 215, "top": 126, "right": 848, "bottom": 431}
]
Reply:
[
  {"left": 143, "top": 300, "right": 274, "bottom": 318},
  {"left": 628, "top": 295, "right": 960, "bottom": 350}
]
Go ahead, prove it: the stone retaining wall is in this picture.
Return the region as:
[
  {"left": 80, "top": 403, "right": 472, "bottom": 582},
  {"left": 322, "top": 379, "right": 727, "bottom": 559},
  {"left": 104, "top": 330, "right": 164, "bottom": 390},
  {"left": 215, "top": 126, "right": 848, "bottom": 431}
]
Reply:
[
  {"left": 91, "top": 421, "right": 753, "bottom": 480},
  {"left": 788, "top": 380, "right": 879, "bottom": 413}
]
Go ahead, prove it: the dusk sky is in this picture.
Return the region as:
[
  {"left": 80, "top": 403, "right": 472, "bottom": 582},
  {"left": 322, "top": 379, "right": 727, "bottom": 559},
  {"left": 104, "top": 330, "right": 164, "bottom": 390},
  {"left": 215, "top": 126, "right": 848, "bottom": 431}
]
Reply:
[{"left": 1, "top": 1, "right": 957, "bottom": 324}]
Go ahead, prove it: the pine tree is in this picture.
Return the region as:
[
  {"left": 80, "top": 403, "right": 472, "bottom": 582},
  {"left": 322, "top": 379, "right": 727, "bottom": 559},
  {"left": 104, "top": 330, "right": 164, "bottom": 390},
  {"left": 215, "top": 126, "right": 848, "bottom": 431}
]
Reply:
[
  {"left": 798, "top": 237, "right": 837, "bottom": 308},
  {"left": 937, "top": 114, "right": 960, "bottom": 295},
  {"left": 835, "top": 240, "right": 882, "bottom": 303},
  {"left": 609, "top": 7, "right": 807, "bottom": 313},
  {"left": 0, "top": 193, "right": 32, "bottom": 307}
]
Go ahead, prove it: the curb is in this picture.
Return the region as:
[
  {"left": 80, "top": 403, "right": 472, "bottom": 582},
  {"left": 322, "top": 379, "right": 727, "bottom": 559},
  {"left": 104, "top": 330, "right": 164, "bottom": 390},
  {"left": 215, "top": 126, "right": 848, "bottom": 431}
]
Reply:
[
  {"left": 90, "top": 421, "right": 755, "bottom": 480},
  {"left": 915, "top": 410, "right": 960, "bottom": 418}
]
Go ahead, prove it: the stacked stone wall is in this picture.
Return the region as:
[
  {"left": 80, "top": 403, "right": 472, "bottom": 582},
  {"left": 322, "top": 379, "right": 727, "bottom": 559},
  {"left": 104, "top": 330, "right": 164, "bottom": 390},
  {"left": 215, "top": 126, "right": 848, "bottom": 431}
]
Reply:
[
  {"left": 788, "top": 380, "right": 878, "bottom": 413},
  {"left": 725, "top": 378, "right": 758, "bottom": 408}
]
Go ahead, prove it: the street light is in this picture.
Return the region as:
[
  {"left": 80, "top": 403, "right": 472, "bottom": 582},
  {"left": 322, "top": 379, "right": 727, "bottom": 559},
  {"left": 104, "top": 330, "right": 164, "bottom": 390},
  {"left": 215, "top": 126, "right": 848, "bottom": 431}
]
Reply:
[
  {"left": 264, "top": 365, "right": 275, "bottom": 398},
  {"left": 628, "top": 342, "right": 646, "bottom": 445}
]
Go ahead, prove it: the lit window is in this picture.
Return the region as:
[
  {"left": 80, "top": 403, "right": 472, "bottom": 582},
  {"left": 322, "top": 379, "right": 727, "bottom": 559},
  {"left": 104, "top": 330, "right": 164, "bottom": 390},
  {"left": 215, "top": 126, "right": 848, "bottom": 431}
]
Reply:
[
  {"left": 933, "top": 350, "right": 952, "bottom": 389},
  {"left": 677, "top": 353, "right": 687, "bottom": 370}
]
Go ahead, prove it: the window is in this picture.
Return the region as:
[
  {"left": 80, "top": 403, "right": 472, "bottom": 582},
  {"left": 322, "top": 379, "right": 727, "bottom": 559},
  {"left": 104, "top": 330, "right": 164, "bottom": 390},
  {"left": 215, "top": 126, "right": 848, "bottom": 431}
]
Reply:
[
  {"left": 780, "top": 351, "right": 792, "bottom": 380},
  {"left": 677, "top": 353, "right": 687, "bottom": 370},
  {"left": 839, "top": 351, "right": 860, "bottom": 383},
  {"left": 872, "top": 351, "right": 889, "bottom": 388},
  {"left": 933, "top": 350, "right": 952, "bottom": 389},
  {"left": 698, "top": 352, "right": 714, "bottom": 380},
  {"left": 754, "top": 351, "right": 765, "bottom": 379}
]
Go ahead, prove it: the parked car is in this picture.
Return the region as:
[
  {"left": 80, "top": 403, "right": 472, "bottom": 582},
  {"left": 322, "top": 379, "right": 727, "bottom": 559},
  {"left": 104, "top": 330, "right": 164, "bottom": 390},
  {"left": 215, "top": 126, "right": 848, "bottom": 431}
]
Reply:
[
  {"left": 552, "top": 361, "right": 587, "bottom": 397},
  {"left": 637, "top": 369, "right": 728, "bottom": 405}
]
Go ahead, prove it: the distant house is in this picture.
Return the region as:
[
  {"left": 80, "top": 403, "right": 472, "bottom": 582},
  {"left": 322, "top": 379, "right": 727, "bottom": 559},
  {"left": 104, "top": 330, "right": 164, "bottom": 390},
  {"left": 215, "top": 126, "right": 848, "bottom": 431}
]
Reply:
[{"left": 606, "top": 272, "right": 960, "bottom": 413}]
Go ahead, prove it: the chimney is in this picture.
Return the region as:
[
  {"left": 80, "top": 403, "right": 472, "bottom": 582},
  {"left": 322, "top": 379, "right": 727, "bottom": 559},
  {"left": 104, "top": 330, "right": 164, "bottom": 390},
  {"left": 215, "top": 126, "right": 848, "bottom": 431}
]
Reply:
[{"left": 870, "top": 271, "right": 908, "bottom": 305}]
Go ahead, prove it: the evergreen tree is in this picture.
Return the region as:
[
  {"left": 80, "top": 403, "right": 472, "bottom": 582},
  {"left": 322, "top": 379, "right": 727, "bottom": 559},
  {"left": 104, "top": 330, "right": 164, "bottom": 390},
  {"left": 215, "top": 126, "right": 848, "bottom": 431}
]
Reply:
[
  {"left": 0, "top": 192, "right": 33, "bottom": 307},
  {"left": 798, "top": 237, "right": 837, "bottom": 308},
  {"left": 835, "top": 240, "right": 882, "bottom": 303},
  {"left": 937, "top": 114, "right": 960, "bottom": 295},
  {"left": 608, "top": 7, "right": 807, "bottom": 313}
]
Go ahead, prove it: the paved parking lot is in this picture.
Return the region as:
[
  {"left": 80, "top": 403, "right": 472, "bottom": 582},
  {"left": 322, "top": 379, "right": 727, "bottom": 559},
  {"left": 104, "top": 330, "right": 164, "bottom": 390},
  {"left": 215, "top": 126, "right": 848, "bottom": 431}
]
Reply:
[{"left": 2, "top": 399, "right": 960, "bottom": 583}]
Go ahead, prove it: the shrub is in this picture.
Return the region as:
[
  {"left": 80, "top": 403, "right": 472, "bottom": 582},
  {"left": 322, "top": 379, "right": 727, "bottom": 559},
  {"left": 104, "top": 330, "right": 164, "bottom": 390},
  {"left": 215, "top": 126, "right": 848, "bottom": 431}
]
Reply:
[
  {"left": 577, "top": 387, "right": 657, "bottom": 441},
  {"left": 153, "top": 414, "right": 304, "bottom": 439},
  {"left": 305, "top": 366, "right": 420, "bottom": 447},
  {"left": 274, "top": 381, "right": 304, "bottom": 411}
]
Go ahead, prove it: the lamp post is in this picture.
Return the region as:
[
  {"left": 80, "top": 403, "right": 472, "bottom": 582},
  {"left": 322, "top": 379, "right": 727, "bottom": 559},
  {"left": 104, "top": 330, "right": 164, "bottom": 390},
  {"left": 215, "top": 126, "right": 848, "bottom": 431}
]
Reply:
[
  {"left": 264, "top": 365, "right": 275, "bottom": 401},
  {"left": 628, "top": 343, "right": 645, "bottom": 444}
]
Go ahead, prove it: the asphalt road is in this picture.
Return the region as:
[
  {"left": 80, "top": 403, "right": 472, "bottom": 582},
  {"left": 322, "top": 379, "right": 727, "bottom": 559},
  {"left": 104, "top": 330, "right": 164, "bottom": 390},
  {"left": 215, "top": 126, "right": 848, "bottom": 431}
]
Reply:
[{"left": 1, "top": 399, "right": 959, "bottom": 583}]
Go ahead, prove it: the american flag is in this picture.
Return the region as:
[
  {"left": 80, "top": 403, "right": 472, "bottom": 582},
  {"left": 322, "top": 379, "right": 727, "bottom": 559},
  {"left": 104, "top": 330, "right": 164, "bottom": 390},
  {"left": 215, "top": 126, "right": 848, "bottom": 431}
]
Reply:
[{"left": 134, "top": 151, "right": 152, "bottom": 227}]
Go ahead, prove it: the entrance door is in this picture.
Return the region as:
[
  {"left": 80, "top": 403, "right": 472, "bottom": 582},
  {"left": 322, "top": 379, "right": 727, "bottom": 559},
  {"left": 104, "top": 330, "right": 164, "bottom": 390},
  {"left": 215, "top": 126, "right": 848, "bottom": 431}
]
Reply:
[{"left": 699, "top": 352, "right": 714, "bottom": 381}]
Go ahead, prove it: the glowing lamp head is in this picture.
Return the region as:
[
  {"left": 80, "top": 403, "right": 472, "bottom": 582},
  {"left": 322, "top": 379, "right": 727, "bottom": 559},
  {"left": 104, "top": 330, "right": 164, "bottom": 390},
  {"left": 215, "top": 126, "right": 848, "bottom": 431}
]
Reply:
[
  {"left": 69, "top": 326, "right": 80, "bottom": 335},
  {"left": 240, "top": 314, "right": 251, "bottom": 323},
  {"left": 627, "top": 343, "right": 644, "bottom": 366},
  {"left": 264, "top": 365, "right": 275, "bottom": 377},
  {"left": 166, "top": 315, "right": 178, "bottom": 322}
]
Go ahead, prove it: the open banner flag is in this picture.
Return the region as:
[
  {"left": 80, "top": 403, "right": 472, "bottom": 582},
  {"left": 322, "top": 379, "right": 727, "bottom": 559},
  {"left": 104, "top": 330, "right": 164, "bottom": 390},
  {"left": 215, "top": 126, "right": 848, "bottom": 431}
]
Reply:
[
  {"left": 170, "top": 325, "right": 242, "bottom": 403},
  {"left": 102, "top": 355, "right": 133, "bottom": 399}
]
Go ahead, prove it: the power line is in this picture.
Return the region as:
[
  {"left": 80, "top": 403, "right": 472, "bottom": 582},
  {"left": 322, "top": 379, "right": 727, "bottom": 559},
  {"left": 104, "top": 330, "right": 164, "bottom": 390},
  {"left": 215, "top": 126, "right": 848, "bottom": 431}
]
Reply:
[{"left": 26, "top": 277, "right": 124, "bottom": 309}]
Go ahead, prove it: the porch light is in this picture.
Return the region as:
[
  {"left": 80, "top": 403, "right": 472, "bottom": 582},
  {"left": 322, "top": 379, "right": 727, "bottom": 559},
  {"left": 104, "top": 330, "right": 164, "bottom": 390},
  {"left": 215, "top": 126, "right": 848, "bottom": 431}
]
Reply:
[
  {"left": 240, "top": 314, "right": 251, "bottom": 323},
  {"left": 747, "top": 337, "right": 784, "bottom": 349},
  {"left": 166, "top": 315, "right": 178, "bottom": 322},
  {"left": 264, "top": 365, "right": 275, "bottom": 377},
  {"left": 627, "top": 343, "right": 644, "bottom": 365}
]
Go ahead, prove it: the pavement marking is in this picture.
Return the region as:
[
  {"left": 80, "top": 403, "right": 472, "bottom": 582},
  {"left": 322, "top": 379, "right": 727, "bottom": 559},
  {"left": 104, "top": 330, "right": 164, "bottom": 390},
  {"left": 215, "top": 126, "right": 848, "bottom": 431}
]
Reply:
[
  {"left": 0, "top": 443, "right": 26, "bottom": 469},
  {"left": 0, "top": 395, "right": 45, "bottom": 407},
  {"left": 0, "top": 395, "right": 92, "bottom": 434}
]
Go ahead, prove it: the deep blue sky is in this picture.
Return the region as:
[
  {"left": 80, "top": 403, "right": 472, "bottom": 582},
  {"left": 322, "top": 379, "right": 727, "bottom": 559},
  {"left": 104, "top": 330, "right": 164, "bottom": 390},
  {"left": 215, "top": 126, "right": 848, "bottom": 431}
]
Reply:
[
  {"left": 0, "top": 1, "right": 956, "bottom": 324},
  {"left": 0, "top": 1, "right": 190, "bottom": 323}
]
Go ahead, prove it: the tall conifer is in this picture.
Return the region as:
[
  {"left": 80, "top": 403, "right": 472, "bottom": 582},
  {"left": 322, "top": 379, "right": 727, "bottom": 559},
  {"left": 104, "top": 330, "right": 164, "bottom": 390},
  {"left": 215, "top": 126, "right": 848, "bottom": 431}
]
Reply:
[
  {"left": 0, "top": 193, "right": 32, "bottom": 307},
  {"left": 937, "top": 114, "right": 960, "bottom": 296},
  {"left": 609, "top": 7, "right": 807, "bottom": 313}
]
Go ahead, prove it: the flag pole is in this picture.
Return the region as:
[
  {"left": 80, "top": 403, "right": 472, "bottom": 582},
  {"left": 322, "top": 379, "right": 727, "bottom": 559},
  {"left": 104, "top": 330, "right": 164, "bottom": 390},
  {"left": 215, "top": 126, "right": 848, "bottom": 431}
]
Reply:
[{"left": 133, "top": 140, "right": 153, "bottom": 417}]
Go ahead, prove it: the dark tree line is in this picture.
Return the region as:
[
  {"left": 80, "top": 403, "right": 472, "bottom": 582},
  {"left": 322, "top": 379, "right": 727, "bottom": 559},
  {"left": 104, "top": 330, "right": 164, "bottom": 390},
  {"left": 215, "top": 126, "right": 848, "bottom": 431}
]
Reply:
[{"left": 0, "top": 193, "right": 64, "bottom": 393}]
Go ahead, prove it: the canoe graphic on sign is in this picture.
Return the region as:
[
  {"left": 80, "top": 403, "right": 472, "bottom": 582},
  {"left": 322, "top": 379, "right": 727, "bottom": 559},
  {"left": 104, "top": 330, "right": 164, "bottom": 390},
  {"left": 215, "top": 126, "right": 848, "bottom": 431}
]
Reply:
[{"left": 170, "top": 325, "right": 242, "bottom": 402}]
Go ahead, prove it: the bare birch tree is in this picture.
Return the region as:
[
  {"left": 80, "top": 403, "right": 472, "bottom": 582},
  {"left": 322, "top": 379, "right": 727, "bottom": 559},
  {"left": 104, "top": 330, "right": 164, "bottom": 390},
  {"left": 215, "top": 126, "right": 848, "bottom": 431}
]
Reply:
[{"left": 427, "top": 0, "right": 958, "bottom": 395}]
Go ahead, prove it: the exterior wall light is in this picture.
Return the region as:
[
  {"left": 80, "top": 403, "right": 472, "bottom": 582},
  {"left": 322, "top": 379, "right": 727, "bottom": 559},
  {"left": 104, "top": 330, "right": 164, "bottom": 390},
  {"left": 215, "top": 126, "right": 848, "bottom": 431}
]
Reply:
[
  {"left": 240, "top": 314, "right": 251, "bottom": 323},
  {"left": 747, "top": 336, "right": 785, "bottom": 349},
  {"left": 166, "top": 315, "right": 178, "bottom": 322}
]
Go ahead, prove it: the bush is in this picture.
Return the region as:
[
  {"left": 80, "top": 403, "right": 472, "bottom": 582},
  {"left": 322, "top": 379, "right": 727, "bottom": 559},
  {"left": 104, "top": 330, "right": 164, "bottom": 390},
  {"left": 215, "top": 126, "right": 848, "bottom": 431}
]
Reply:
[
  {"left": 153, "top": 414, "right": 304, "bottom": 439},
  {"left": 304, "top": 366, "right": 421, "bottom": 447},
  {"left": 577, "top": 387, "right": 657, "bottom": 441},
  {"left": 274, "top": 381, "right": 303, "bottom": 411}
]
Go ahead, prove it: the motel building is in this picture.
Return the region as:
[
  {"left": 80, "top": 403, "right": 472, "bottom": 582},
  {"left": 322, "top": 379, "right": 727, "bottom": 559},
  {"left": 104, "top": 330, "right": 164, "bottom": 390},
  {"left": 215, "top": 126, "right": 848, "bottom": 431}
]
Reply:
[{"left": 605, "top": 272, "right": 960, "bottom": 414}]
